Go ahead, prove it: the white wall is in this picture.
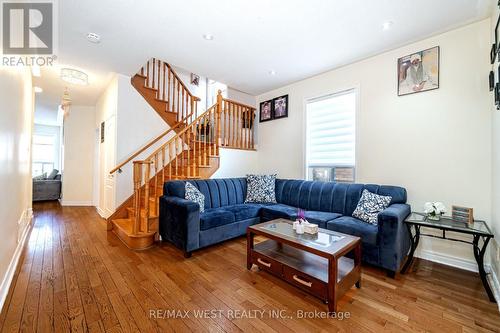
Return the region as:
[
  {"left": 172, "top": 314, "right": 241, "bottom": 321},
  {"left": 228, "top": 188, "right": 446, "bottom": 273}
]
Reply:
[
  {"left": 490, "top": 8, "right": 500, "bottom": 285},
  {"left": 34, "top": 101, "right": 60, "bottom": 126},
  {"left": 0, "top": 66, "right": 33, "bottom": 308},
  {"left": 61, "top": 106, "right": 96, "bottom": 205},
  {"left": 212, "top": 148, "right": 259, "bottom": 178},
  {"left": 114, "top": 74, "right": 172, "bottom": 206},
  {"left": 256, "top": 20, "right": 492, "bottom": 270}
]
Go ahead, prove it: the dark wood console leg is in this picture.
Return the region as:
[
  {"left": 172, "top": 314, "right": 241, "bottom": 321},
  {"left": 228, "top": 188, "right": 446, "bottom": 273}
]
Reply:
[
  {"left": 247, "top": 230, "right": 254, "bottom": 270},
  {"left": 183, "top": 251, "right": 192, "bottom": 258},
  {"left": 354, "top": 242, "right": 361, "bottom": 288},
  {"left": 327, "top": 257, "right": 338, "bottom": 312}
]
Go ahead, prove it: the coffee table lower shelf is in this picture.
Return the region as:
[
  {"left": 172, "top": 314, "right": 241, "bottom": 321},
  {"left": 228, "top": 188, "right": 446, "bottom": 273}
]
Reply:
[{"left": 248, "top": 239, "right": 360, "bottom": 312}]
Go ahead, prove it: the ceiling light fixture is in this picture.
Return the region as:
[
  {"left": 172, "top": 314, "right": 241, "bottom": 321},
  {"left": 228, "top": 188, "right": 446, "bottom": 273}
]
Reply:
[
  {"left": 382, "top": 21, "right": 394, "bottom": 31},
  {"left": 268, "top": 70, "right": 276, "bottom": 75},
  {"left": 87, "top": 32, "right": 101, "bottom": 43},
  {"left": 60, "top": 68, "right": 89, "bottom": 85},
  {"left": 34, "top": 86, "right": 43, "bottom": 93},
  {"left": 203, "top": 33, "right": 214, "bottom": 41}
]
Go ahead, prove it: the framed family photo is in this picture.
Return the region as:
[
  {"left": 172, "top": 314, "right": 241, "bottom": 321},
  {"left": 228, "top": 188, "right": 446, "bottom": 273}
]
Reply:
[
  {"left": 259, "top": 100, "right": 273, "bottom": 122},
  {"left": 397, "top": 46, "right": 440, "bottom": 96},
  {"left": 272, "top": 95, "right": 288, "bottom": 119}
]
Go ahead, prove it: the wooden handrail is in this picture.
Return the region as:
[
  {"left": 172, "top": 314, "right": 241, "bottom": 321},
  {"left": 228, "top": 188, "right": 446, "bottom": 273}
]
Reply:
[
  {"left": 165, "top": 63, "right": 201, "bottom": 102},
  {"left": 221, "top": 97, "right": 256, "bottom": 110},
  {"left": 142, "top": 104, "right": 218, "bottom": 163},
  {"left": 109, "top": 121, "right": 183, "bottom": 174}
]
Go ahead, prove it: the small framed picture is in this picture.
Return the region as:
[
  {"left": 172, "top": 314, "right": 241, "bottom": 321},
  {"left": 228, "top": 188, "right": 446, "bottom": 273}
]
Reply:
[
  {"left": 490, "top": 71, "right": 495, "bottom": 92},
  {"left": 491, "top": 44, "right": 497, "bottom": 64},
  {"left": 495, "top": 83, "right": 500, "bottom": 109},
  {"left": 272, "top": 95, "right": 288, "bottom": 119},
  {"left": 496, "top": 16, "right": 500, "bottom": 56},
  {"left": 190, "top": 73, "right": 200, "bottom": 86},
  {"left": 100, "top": 121, "right": 105, "bottom": 143},
  {"left": 259, "top": 100, "right": 273, "bottom": 122}
]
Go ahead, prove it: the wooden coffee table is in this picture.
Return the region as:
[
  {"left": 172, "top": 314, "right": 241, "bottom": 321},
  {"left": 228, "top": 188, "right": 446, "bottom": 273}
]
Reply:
[{"left": 247, "top": 219, "right": 361, "bottom": 312}]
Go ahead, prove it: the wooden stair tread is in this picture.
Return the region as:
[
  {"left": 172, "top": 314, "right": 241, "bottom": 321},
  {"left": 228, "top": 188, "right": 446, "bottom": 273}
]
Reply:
[{"left": 112, "top": 218, "right": 156, "bottom": 237}]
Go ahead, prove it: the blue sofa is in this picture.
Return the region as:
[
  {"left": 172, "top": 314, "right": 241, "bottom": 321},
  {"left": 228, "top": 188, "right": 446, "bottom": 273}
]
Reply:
[{"left": 159, "top": 178, "right": 411, "bottom": 275}]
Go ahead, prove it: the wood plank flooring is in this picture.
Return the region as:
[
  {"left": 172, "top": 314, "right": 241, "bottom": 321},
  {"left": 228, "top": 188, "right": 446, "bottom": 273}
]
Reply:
[{"left": 0, "top": 201, "right": 498, "bottom": 332}]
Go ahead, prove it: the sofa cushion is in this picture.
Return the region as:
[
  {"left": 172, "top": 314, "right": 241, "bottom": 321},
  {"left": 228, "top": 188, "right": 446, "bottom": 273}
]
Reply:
[
  {"left": 260, "top": 204, "right": 297, "bottom": 221},
  {"left": 304, "top": 211, "right": 342, "bottom": 229},
  {"left": 326, "top": 216, "right": 378, "bottom": 245},
  {"left": 245, "top": 174, "right": 277, "bottom": 203},
  {"left": 185, "top": 182, "right": 205, "bottom": 213},
  {"left": 224, "top": 203, "right": 264, "bottom": 221},
  {"left": 199, "top": 208, "right": 235, "bottom": 231}
]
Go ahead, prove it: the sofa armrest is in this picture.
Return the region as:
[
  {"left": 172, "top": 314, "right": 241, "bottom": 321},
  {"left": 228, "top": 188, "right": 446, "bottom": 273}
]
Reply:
[
  {"left": 159, "top": 195, "right": 200, "bottom": 252},
  {"left": 377, "top": 203, "right": 411, "bottom": 272}
]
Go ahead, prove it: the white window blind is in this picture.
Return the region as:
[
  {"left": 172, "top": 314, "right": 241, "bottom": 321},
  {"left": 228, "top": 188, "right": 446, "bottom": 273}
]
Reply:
[{"left": 306, "top": 89, "right": 356, "bottom": 182}]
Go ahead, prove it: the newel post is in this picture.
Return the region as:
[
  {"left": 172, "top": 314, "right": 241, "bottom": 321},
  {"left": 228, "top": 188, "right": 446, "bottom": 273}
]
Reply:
[{"left": 216, "top": 90, "right": 223, "bottom": 148}]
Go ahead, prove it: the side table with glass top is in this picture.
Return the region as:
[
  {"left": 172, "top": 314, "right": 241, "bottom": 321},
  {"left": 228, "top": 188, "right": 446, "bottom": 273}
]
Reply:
[{"left": 401, "top": 212, "right": 496, "bottom": 303}]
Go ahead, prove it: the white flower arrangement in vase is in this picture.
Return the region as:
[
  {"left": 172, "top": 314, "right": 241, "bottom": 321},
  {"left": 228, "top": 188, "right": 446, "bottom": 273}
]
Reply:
[{"left": 424, "top": 202, "right": 446, "bottom": 221}]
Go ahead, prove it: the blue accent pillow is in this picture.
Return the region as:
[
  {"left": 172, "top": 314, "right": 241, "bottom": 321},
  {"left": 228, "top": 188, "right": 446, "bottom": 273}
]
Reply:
[
  {"left": 245, "top": 174, "right": 277, "bottom": 203},
  {"left": 185, "top": 182, "right": 205, "bottom": 213},
  {"left": 352, "top": 189, "right": 392, "bottom": 225}
]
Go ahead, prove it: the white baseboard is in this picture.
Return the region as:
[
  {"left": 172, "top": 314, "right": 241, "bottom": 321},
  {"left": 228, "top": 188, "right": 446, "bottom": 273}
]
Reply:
[
  {"left": 0, "top": 209, "right": 32, "bottom": 312},
  {"left": 60, "top": 200, "right": 93, "bottom": 206},
  {"left": 96, "top": 206, "right": 108, "bottom": 218},
  {"left": 416, "top": 249, "right": 479, "bottom": 272},
  {"left": 488, "top": 265, "right": 500, "bottom": 311}
]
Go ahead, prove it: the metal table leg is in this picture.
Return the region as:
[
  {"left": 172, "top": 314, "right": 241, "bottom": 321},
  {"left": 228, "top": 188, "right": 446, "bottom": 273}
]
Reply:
[
  {"left": 472, "top": 235, "right": 496, "bottom": 303},
  {"left": 401, "top": 224, "right": 420, "bottom": 274}
]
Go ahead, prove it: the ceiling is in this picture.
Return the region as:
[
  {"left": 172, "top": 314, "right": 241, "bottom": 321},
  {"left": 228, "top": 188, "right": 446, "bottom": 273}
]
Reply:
[{"left": 35, "top": 0, "right": 492, "bottom": 107}]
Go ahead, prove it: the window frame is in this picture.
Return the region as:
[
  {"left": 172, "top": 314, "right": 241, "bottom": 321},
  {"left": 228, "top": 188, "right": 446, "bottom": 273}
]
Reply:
[
  {"left": 32, "top": 134, "right": 57, "bottom": 177},
  {"left": 303, "top": 87, "right": 359, "bottom": 182}
]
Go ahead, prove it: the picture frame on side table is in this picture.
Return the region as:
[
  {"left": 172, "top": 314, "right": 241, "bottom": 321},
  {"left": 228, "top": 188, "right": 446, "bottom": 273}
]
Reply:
[
  {"left": 259, "top": 100, "right": 273, "bottom": 122},
  {"left": 272, "top": 95, "right": 288, "bottom": 119}
]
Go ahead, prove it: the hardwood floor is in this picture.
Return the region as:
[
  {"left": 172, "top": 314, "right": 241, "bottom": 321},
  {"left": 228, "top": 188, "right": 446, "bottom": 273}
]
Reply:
[{"left": 0, "top": 201, "right": 498, "bottom": 332}]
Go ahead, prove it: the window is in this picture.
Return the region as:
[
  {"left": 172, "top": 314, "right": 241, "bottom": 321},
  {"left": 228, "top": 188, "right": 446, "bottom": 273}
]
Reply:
[
  {"left": 306, "top": 89, "right": 356, "bottom": 183},
  {"left": 32, "top": 134, "right": 56, "bottom": 177}
]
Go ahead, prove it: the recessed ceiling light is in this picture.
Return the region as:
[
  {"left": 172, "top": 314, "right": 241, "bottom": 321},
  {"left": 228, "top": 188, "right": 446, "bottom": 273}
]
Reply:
[
  {"left": 382, "top": 21, "right": 394, "bottom": 31},
  {"left": 268, "top": 70, "right": 276, "bottom": 75},
  {"left": 87, "top": 32, "right": 101, "bottom": 43},
  {"left": 60, "top": 68, "right": 89, "bottom": 85},
  {"left": 203, "top": 33, "right": 214, "bottom": 40},
  {"left": 34, "top": 86, "right": 43, "bottom": 93}
]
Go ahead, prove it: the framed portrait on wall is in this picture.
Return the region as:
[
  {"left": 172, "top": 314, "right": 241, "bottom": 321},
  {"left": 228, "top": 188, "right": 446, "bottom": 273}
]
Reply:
[
  {"left": 259, "top": 100, "right": 273, "bottom": 122},
  {"left": 272, "top": 95, "right": 288, "bottom": 119},
  {"left": 397, "top": 46, "right": 440, "bottom": 96}
]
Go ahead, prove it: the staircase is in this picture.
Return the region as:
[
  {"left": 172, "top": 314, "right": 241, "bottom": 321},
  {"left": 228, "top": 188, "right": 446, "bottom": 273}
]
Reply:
[{"left": 107, "top": 58, "right": 256, "bottom": 250}]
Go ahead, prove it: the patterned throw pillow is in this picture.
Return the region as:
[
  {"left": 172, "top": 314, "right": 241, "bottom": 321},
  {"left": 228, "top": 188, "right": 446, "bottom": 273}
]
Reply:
[
  {"left": 352, "top": 189, "right": 392, "bottom": 225},
  {"left": 185, "top": 182, "right": 205, "bottom": 213},
  {"left": 245, "top": 174, "right": 277, "bottom": 203}
]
